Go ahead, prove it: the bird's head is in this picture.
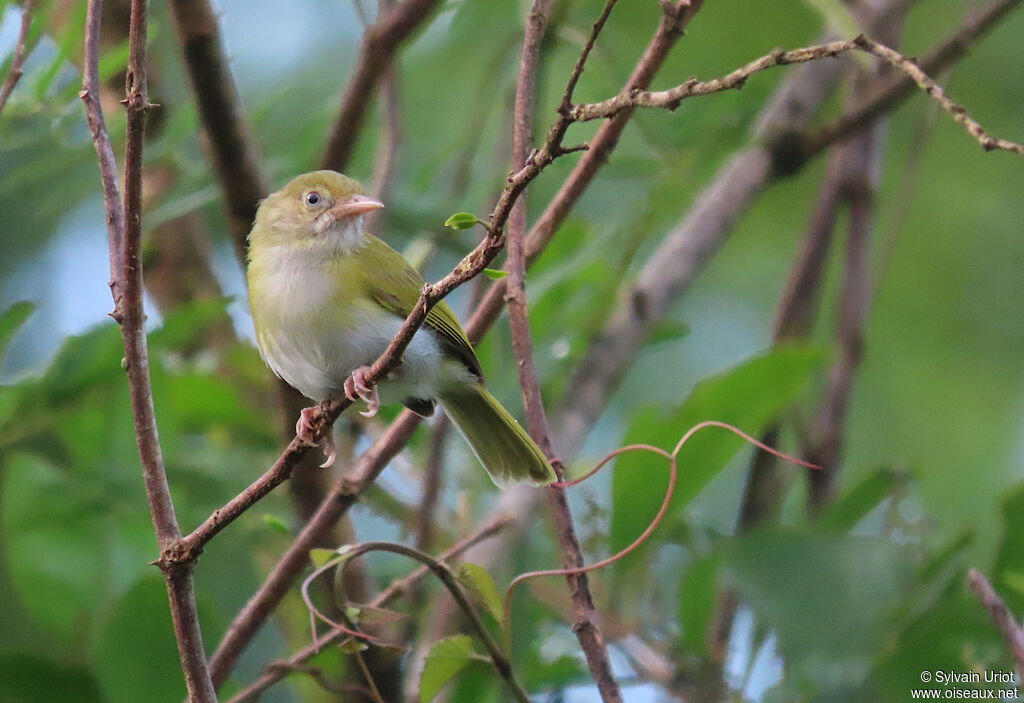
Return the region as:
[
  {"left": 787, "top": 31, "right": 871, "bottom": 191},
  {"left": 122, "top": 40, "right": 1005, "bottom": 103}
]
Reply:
[{"left": 251, "top": 170, "right": 384, "bottom": 252}]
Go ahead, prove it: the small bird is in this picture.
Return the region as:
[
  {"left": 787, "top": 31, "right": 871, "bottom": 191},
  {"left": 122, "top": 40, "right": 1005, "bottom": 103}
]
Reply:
[{"left": 246, "top": 170, "right": 555, "bottom": 486}]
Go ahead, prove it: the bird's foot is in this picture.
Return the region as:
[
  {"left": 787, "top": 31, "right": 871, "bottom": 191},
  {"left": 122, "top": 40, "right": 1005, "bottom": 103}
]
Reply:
[
  {"left": 296, "top": 406, "right": 336, "bottom": 468},
  {"left": 344, "top": 366, "right": 380, "bottom": 418},
  {"left": 295, "top": 407, "right": 320, "bottom": 446}
]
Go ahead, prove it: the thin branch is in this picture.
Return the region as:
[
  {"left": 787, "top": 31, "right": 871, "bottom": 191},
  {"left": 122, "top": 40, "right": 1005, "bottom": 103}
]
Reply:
[
  {"left": 81, "top": 1, "right": 216, "bottom": 700},
  {"left": 968, "top": 569, "right": 1024, "bottom": 682},
  {"left": 413, "top": 415, "right": 449, "bottom": 554},
  {"left": 226, "top": 514, "right": 513, "bottom": 703},
  {"left": 168, "top": 0, "right": 270, "bottom": 263},
  {"left": 572, "top": 35, "right": 1023, "bottom": 157},
  {"left": 329, "top": 542, "right": 531, "bottom": 703},
  {"left": 807, "top": 0, "right": 1023, "bottom": 155},
  {"left": 0, "top": 0, "right": 34, "bottom": 116},
  {"left": 322, "top": 0, "right": 441, "bottom": 171},
  {"left": 506, "top": 1, "right": 622, "bottom": 701}
]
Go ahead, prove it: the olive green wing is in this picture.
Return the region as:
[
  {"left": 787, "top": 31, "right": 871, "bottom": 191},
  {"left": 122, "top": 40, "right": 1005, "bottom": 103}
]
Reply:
[{"left": 360, "top": 234, "right": 483, "bottom": 380}]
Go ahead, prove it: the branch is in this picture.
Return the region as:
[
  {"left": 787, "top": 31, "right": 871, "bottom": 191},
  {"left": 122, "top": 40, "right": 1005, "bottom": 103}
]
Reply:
[
  {"left": 807, "top": 0, "right": 1024, "bottom": 155},
  {"left": 0, "top": 0, "right": 34, "bottom": 116},
  {"left": 226, "top": 514, "right": 512, "bottom": 703},
  {"left": 505, "top": 1, "right": 622, "bottom": 701},
  {"left": 168, "top": 0, "right": 270, "bottom": 263},
  {"left": 80, "top": 1, "right": 216, "bottom": 700},
  {"left": 326, "top": 542, "right": 531, "bottom": 703},
  {"left": 571, "top": 35, "right": 1023, "bottom": 157},
  {"left": 322, "top": 0, "right": 441, "bottom": 171},
  {"left": 968, "top": 569, "right": 1024, "bottom": 682},
  {"left": 466, "top": 0, "right": 707, "bottom": 340}
]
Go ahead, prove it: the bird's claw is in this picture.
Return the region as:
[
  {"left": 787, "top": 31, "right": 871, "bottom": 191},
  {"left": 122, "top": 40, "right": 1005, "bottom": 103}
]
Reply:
[
  {"left": 296, "top": 406, "right": 336, "bottom": 468},
  {"left": 344, "top": 366, "right": 380, "bottom": 418}
]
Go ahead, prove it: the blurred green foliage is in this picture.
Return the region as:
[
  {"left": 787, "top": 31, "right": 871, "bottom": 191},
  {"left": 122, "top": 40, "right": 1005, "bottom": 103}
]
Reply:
[{"left": 0, "top": 0, "right": 1022, "bottom": 701}]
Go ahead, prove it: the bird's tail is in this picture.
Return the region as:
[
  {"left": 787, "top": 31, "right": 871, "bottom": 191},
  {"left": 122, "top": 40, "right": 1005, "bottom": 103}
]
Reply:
[{"left": 438, "top": 383, "right": 555, "bottom": 487}]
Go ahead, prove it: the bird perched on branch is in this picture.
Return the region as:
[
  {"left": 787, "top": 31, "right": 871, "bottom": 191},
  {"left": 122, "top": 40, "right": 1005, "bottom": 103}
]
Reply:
[{"left": 246, "top": 170, "right": 555, "bottom": 486}]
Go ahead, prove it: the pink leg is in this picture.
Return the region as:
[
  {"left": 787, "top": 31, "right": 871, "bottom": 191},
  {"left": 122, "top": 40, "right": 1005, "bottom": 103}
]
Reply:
[
  {"left": 295, "top": 407, "right": 319, "bottom": 446},
  {"left": 344, "top": 365, "right": 380, "bottom": 418}
]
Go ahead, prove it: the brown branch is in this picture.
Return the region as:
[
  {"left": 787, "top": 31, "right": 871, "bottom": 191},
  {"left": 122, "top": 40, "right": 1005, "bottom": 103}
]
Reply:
[
  {"left": 81, "top": 1, "right": 216, "bottom": 701},
  {"left": 322, "top": 0, "right": 441, "bottom": 171},
  {"left": 571, "top": 35, "right": 1023, "bottom": 157},
  {"left": 807, "top": 0, "right": 1023, "bottom": 155},
  {"left": 0, "top": 0, "right": 34, "bottom": 116},
  {"left": 413, "top": 415, "right": 449, "bottom": 554},
  {"left": 206, "top": 411, "right": 422, "bottom": 688},
  {"left": 225, "top": 514, "right": 513, "bottom": 703},
  {"left": 168, "top": 0, "right": 270, "bottom": 263},
  {"left": 968, "top": 569, "right": 1024, "bottom": 682},
  {"left": 806, "top": 124, "right": 882, "bottom": 511},
  {"left": 505, "top": 1, "right": 622, "bottom": 701},
  {"left": 466, "top": 0, "right": 706, "bottom": 341}
]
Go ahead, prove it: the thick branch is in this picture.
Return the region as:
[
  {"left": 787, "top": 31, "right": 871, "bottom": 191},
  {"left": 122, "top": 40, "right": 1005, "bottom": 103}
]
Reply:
[
  {"left": 168, "top": 0, "right": 270, "bottom": 263},
  {"left": 0, "top": 0, "right": 34, "bottom": 116},
  {"left": 81, "top": 1, "right": 216, "bottom": 700},
  {"left": 322, "top": 0, "right": 441, "bottom": 171}
]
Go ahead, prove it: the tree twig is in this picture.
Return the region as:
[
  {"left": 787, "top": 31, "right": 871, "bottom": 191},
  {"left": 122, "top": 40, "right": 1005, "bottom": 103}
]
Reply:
[
  {"left": 968, "top": 569, "right": 1024, "bottom": 682},
  {"left": 571, "top": 35, "right": 1023, "bottom": 157},
  {"left": 0, "top": 0, "right": 35, "bottom": 116},
  {"left": 322, "top": 0, "right": 442, "bottom": 171},
  {"left": 80, "top": 1, "right": 216, "bottom": 700},
  {"left": 225, "top": 514, "right": 513, "bottom": 703},
  {"left": 505, "top": 1, "right": 622, "bottom": 701}
]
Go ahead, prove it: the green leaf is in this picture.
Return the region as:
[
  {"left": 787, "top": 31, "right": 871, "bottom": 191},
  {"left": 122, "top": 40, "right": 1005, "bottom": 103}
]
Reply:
[
  {"left": 339, "top": 639, "right": 369, "bottom": 653},
  {"left": 648, "top": 319, "right": 691, "bottom": 345},
  {"left": 0, "top": 301, "right": 34, "bottom": 359},
  {"left": 0, "top": 654, "right": 103, "bottom": 703},
  {"left": 482, "top": 268, "right": 508, "bottom": 280},
  {"left": 817, "top": 467, "right": 904, "bottom": 532},
  {"left": 611, "top": 345, "right": 827, "bottom": 566},
  {"left": 310, "top": 548, "right": 338, "bottom": 569},
  {"left": 262, "top": 514, "right": 290, "bottom": 535},
  {"left": 91, "top": 576, "right": 186, "bottom": 703},
  {"left": 725, "top": 530, "right": 913, "bottom": 689},
  {"left": 420, "top": 634, "right": 476, "bottom": 703},
  {"left": 458, "top": 562, "right": 504, "bottom": 625},
  {"left": 679, "top": 553, "right": 721, "bottom": 655},
  {"left": 444, "top": 212, "right": 482, "bottom": 230}
]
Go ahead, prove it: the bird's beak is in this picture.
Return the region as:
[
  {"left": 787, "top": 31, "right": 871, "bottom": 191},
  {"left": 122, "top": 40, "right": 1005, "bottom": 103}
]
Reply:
[{"left": 327, "top": 194, "right": 385, "bottom": 220}]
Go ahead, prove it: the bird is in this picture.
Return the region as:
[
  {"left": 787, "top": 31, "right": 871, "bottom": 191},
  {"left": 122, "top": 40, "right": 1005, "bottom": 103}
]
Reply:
[{"left": 246, "top": 170, "right": 555, "bottom": 486}]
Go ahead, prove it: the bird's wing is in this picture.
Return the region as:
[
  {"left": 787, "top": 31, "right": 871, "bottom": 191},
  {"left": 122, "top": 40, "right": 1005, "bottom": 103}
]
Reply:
[{"left": 360, "top": 234, "right": 484, "bottom": 381}]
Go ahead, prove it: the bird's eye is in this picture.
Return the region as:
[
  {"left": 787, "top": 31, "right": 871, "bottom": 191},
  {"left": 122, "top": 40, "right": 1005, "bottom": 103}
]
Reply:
[{"left": 305, "top": 191, "right": 322, "bottom": 207}]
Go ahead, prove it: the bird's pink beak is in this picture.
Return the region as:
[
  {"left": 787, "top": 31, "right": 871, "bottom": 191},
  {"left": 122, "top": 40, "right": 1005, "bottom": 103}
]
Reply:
[{"left": 327, "top": 194, "right": 385, "bottom": 220}]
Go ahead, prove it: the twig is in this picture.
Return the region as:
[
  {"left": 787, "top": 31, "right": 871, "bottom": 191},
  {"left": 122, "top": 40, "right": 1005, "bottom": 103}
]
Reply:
[
  {"left": 321, "top": 542, "right": 531, "bottom": 703},
  {"left": 571, "top": 35, "right": 1023, "bottom": 157},
  {"left": 167, "top": 0, "right": 270, "bottom": 263},
  {"left": 413, "top": 415, "right": 449, "bottom": 554},
  {"left": 807, "top": 0, "right": 1023, "bottom": 155},
  {"left": 224, "top": 514, "right": 513, "bottom": 703},
  {"left": 322, "top": 0, "right": 441, "bottom": 171},
  {"left": 0, "top": 0, "right": 34, "bottom": 116},
  {"left": 80, "top": 1, "right": 216, "bottom": 701},
  {"left": 968, "top": 569, "right": 1024, "bottom": 682},
  {"left": 505, "top": 1, "right": 622, "bottom": 701}
]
